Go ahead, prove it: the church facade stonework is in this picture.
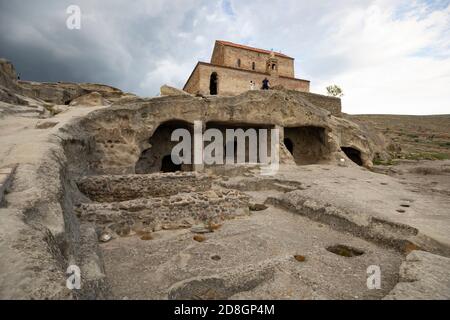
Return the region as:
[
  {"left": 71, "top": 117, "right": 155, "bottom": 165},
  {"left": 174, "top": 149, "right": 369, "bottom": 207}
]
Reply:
[{"left": 184, "top": 40, "right": 310, "bottom": 96}]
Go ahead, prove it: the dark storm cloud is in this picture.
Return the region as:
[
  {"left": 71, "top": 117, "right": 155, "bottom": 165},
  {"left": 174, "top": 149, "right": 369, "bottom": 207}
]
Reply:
[
  {"left": 0, "top": 0, "right": 449, "bottom": 114},
  {"left": 0, "top": 0, "right": 212, "bottom": 95},
  {"left": 0, "top": 0, "right": 372, "bottom": 96}
]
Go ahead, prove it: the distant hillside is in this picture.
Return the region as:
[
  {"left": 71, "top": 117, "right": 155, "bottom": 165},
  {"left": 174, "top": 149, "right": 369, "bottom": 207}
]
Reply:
[{"left": 346, "top": 114, "right": 450, "bottom": 163}]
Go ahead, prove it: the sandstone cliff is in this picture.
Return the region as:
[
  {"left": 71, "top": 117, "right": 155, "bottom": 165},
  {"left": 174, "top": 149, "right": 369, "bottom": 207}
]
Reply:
[{"left": 5, "top": 59, "right": 447, "bottom": 300}]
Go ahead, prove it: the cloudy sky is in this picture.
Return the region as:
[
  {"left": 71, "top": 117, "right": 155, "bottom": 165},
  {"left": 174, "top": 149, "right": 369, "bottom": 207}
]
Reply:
[{"left": 0, "top": 0, "right": 449, "bottom": 114}]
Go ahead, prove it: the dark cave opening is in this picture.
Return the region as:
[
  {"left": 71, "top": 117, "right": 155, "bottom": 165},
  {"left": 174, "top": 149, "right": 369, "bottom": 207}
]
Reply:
[
  {"left": 284, "top": 126, "right": 330, "bottom": 165},
  {"left": 135, "top": 120, "right": 194, "bottom": 174},
  {"left": 160, "top": 155, "right": 182, "bottom": 173},
  {"left": 341, "top": 147, "right": 363, "bottom": 166},
  {"left": 284, "top": 138, "right": 294, "bottom": 155}
]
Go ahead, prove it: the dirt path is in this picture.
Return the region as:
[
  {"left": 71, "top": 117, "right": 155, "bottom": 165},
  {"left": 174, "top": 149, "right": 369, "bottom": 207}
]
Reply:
[{"left": 0, "top": 107, "right": 106, "bottom": 168}]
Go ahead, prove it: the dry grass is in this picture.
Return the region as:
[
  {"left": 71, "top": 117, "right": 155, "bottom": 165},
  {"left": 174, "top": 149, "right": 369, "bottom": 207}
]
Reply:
[{"left": 347, "top": 114, "right": 450, "bottom": 161}]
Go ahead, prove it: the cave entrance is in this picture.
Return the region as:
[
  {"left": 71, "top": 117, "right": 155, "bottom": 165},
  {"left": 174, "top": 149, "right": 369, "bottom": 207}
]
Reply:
[
  {"left": 135, "top": 120, "right": 194, "bottom": 174},
  {"left": 161, "top": 155, "right": 182, "bottom": 173},
  {"left": 209, "top": 72, "right": 218, "bottom": 95},
  {"left": 284, "top": 138, "right": 294, "bottom": 155},
  {"left": 341, "top": 147, "right": 363, "bottom": 166},
  {"left": 205, "top": 122, "right": 274, "bottom": 164},
  {"left": 284, "top": 126, "right": 330, "bottom": 165}
]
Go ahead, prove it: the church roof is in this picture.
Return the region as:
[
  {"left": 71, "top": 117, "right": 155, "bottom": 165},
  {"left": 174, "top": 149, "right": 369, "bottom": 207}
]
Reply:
[{"left": 216, "top": 40, "right": 294, "bottom": 59}]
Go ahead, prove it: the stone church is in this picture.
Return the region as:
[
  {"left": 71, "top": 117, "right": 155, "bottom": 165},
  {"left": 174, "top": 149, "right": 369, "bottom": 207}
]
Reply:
[{"left": 184, "top": 40, "right": 310, "bottom": 96}]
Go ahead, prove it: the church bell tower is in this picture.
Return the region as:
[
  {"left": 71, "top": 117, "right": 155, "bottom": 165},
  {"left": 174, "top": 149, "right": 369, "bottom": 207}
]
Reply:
[{"left": 266, "top": 50, "right": 279, "bottom": 76}]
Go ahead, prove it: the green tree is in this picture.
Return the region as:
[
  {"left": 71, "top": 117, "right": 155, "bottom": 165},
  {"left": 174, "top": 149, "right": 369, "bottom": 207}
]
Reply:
[{"left": 326, "top": 85, "right": 344, "bottom": 98}]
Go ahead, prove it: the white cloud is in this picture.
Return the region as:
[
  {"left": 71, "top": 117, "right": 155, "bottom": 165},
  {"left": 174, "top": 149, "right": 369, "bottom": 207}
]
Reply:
[
  {"left": 217, "top": 0, "right": 450, "bottom": 114},
  {"left": 310, "top": 0, "right": 450, "bottom": 114},
  {"left": 140, "top": 58, "right": 194, "bottom": 94}
]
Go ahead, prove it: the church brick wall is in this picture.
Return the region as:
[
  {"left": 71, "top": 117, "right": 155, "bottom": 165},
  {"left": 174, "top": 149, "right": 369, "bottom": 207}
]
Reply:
[
  {"left": 184, "top": 63, "right": 309, "bottom": 96},
  {"left": 218, "top": 46, "right": 295, "bottom": 78}
]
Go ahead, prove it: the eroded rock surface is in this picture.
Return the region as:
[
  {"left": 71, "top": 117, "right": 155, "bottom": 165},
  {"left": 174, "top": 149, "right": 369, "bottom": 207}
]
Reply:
[
  {"left": 77, "top": 186, "right": 250, "bottom": 232},
  {"left": 62, "top": 89, "right": 384, "bottom": 176},
  {"left": 77, "top": 173, "right": 213, "bottom": 202},
  {"left": 69, "top": 92, "right": 110, "bottom": 107},
  {"left": 384, "top": 251, "right": 450, "bottom": 300},
  {"left": 160, "top": 85, "right": 191, "bottom": 97},
  {"left": 0, "top": 58, "right": 449, "bottom": 300}
]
